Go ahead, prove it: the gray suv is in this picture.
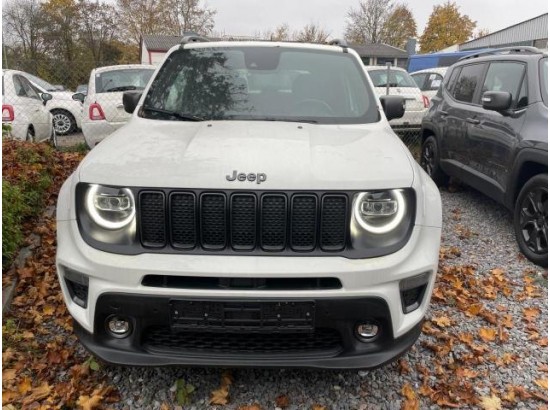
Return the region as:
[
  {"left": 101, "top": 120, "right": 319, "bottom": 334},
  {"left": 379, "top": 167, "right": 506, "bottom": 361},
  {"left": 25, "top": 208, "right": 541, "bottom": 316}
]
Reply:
[{"left": 421, "top": 47, "right": 547, "bottom": 266}]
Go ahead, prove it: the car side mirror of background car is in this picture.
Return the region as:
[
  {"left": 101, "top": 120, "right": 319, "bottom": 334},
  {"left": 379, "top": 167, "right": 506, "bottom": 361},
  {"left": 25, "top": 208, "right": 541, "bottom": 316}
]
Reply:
[
  {"left": 72, "top": 93, "right": 85, "bottom": 103},
  {"left": 379, "top": 95, "right": 405, "bottom": 121},
  {"left": 123, "top": 91, "right": 143, "bottom": 114},
  {"left": 41, "top": 93, "right": 52, "bottom": 105},
  {"left": 482, "top": 91, "right": 512, "bottom": 113}
]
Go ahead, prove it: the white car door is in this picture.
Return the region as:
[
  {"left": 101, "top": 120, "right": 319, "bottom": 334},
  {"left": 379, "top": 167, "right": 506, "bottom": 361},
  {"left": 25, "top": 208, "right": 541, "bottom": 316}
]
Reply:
[{"left": 15, "top": 74, "right": 51, "bottom": 141}]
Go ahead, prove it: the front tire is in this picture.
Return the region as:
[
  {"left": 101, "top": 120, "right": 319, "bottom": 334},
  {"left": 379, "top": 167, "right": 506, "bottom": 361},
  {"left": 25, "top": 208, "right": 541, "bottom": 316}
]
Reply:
[
  {"left": 25, "top": 126, "right": 35, "bottom": 142},
  {"left": 51, "top": 109, "right": 76, "bottom": 135},
  {"left": 420, "top": 136, "right": 448, "bottom": 186},
  {"left": 514, "top": 174, "right": 548, "bottom": 267}
]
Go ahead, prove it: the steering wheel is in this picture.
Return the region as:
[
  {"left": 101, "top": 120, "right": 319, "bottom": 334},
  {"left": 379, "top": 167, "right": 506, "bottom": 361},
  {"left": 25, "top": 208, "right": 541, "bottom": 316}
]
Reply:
[{"left": 292, "top": 99, "right": 334, "bottom": 116}]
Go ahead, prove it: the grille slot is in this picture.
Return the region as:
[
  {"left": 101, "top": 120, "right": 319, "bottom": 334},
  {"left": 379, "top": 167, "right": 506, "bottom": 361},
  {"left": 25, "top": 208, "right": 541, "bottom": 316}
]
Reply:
[
  {"left": 230, "top": 194, "right": 257, "bottom": 250},
  {"left": 290, "top": 195, "right": 318, "bottom": 251},
  {"left": 260, "top": 194, "right": 287, "bottom": 251},
  {"left": 200, "top": 193, "right": 227, "bottom": 250},
  {"left": 170, "top": 193, "right": 196, "bottom": 249},
  {"left": 137, "top": 190, "right": 350, "bottom": 254},
  {"left": 320, "top": 195, "right": 348, "bottom": 251},
  {"left": 139, "top": 192, "right": 166, "bottom": 247}
]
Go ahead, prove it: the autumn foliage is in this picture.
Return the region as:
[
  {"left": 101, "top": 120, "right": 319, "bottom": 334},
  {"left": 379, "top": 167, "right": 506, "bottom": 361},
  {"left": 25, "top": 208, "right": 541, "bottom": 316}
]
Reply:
[{"left": 419, "top": 1, "right": 477, "bottom": 53}]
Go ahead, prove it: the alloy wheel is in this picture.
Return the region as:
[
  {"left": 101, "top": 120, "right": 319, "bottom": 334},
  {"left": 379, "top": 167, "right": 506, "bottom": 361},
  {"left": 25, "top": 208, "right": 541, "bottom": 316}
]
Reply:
[
  {"left": 519, "top": 186, "right": 548, "bottom": 255},
  {"left": 53, "top": 112, "right": 72, "bottom": 134}
]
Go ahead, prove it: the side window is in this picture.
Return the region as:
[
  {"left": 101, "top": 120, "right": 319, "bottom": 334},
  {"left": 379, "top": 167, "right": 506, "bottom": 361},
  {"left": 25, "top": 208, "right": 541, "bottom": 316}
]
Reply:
[
  {"left": 517, "top": 77, "right": 528, "bottom": 109},
  {"left": 16, "top": 75, "right": 41, "bottom": 100},
  {"left": 13, "top": 75, "right": 27, "bottom": 97},
  {"left": 445, "top": 67, "right": 460, "bottom": 93},
  {"left": 427, "top": 74, "right": 443, "bottom": 91},
  {"left": 481, "top": 62, "right": 526, "bottom": 107},
  {"left": 453, "top": 63, "right": 485, "bottom": 103},
  {"left": 412, "top": 73, "right": 427, "bottom": 89}
]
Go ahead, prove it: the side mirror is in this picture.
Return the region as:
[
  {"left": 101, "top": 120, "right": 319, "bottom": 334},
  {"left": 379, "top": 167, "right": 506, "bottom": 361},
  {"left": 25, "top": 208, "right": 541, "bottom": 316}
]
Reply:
[
  {"left": 482, "top": 91, "right": 512, "bottom": 112},
  {"left": 72, "top": 93, "right": 85, "bottom": 103},
  {"left": 41, "top": 93, "right": 52, "bottom": 105},
  {"left": 123, "top": 91, "right": 142, "bottom": 114},
  {"left": 379, "top": 95, "right": 405, "bottom": 121}
]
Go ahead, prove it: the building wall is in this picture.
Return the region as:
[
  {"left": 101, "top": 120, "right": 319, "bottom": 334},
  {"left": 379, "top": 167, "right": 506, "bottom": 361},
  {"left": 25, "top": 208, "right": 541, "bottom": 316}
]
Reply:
[{"left": 460, "top": 13, "right": 548, "bottom": 50}]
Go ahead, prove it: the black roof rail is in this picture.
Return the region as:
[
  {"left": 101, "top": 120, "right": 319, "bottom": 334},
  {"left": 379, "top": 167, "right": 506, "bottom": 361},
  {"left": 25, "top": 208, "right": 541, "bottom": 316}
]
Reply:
[
  {"left": 181, "top": 35, "right": 210, "bottom": 45},
  {"left": 459, "top": 46, "right": 542, "bottom": 61}
]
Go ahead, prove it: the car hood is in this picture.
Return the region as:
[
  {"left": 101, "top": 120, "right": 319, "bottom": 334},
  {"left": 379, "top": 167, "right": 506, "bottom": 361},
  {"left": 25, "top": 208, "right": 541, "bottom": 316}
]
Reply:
[{"left": 78, "top": 118, "right": 416, "bottom": 190}]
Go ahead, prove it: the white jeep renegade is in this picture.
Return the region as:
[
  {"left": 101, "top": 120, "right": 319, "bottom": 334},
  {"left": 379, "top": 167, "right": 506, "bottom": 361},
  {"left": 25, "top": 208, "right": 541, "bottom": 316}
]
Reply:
[{"left": 56, "top": 39, "right": 442, "bottom": 369}]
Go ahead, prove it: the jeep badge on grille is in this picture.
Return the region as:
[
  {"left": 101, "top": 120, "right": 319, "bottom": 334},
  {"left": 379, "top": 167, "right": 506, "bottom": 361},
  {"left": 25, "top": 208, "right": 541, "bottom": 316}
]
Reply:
[{"left": 226, "top": 170, "right": 267, "bottom": 184}]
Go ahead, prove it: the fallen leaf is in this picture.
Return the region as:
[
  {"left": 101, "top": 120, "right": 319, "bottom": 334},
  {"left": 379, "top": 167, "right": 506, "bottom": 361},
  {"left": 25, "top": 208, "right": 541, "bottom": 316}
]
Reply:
[
  {"left": 78, "top": 394, "right": 103, "bottom": 410},
  {"left": 480, "top": 394, "right": 502, "bottom": 410},
  {"left": 479, "top": 328, "right": 497, "bottom": 342},
  {"left": 535, "top": 378, "right": 548, "bottom": 390},
  {"left": 22, "top": 383, "right": 51, "bottom": 405},
  {"left": 209, "top": 386, "right": 230, "bottom": 405},
  {"left": 18, "top": 377, "right": 32, "bottom": 395},
  {"left": 432, "top": 316, "right": 451, "bottom": 328},
  {"left": 275, "top": 394, "right": 290, "bottom": 408},
  {"left": 3, "top": 369, "right": 16, "bottom": 381},
  {"left": 238, "top": 405, "right": 262, "bottom": 410},
  {"left": 398, "top": 358, "right": 411, "bottom": 375},
  {"left": 311, "top": 405, "right": 326, "bottom": 410},
  {"left": 523, "top": 307, "right": 541, "bottom": 322},
  {"left": 456, "top": 368, "right": 479, "bottom": 378},
  {"left": 466, "top": 304, "right": 483, "bottom": 317}
]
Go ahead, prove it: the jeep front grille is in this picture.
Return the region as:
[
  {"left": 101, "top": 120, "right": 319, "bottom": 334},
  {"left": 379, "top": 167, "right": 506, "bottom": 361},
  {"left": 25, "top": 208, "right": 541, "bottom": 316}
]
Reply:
[{"left": 138, "top": 190, "right": 349, "bottom": 254}]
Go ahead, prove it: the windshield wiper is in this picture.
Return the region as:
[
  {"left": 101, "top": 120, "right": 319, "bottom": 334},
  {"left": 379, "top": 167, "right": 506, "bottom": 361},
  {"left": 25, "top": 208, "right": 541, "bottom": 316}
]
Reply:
[
  {"left": 141, "top": 107, "right": 205, "bottom": 121},
  {"left": 105, "top": 85, "right": 137, "bottom": 93}
]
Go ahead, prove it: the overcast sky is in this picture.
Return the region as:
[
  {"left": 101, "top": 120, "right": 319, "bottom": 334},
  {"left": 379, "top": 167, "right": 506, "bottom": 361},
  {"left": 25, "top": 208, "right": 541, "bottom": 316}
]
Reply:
[{"left": 208, "top": 0, "right": 548, "bottom": 40}]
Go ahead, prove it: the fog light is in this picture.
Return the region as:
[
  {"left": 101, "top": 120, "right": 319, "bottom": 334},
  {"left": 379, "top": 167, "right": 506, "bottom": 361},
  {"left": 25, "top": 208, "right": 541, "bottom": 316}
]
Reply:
[
  {"left": 356, "top": 322, "right": 379, "bottom": 340},
  {"left": 107, "top": 316, "right": 131, "bottom": 338}
]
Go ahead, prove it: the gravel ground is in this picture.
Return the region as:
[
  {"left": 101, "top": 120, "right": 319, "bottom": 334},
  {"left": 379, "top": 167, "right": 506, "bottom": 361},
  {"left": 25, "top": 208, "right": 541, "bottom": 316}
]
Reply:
[{"left": 92, "top": 185, "right": 547, "bottom": 409}]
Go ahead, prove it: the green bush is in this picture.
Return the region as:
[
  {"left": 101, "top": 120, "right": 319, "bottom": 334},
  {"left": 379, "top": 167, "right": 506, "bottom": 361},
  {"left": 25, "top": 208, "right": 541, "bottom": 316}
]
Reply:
[{"left": 2, "top": 181, "right": 29, "bottom": 265}]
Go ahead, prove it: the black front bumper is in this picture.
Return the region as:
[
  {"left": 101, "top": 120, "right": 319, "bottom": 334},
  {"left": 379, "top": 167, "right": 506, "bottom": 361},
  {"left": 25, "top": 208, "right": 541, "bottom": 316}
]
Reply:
[{"left": 75, "top": 293, "right": 422, "bottom": 369}]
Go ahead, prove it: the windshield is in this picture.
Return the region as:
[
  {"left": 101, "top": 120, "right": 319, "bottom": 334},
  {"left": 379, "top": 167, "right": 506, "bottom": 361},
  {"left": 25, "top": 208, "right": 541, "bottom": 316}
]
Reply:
[
  {"left": 541, "top": 58, "right": 548, "bottom": 105},
  {"left": 367, "top": 69, "right": 418, "bottom": 88},
  {"left": 25, "top": 73, "right": 57, "bottom": 92},
  {"left": 141, "top": 46, "right": 378, "bottom": 124},
  {"left": 95, "top": 68, "right": 155, "bottom": 93}
]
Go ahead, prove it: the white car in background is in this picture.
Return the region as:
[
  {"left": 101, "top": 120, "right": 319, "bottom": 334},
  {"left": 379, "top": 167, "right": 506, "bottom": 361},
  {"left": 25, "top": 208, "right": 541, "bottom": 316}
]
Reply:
[
  {"left": 410, "top": 67, "right": 448, "bottom": 102},
  {"left": 75, "top": 64, "right": 155, "bottom": 148},
  {"left": 364, "top": 65, "right": 429, "bottom": 133},
  {"left": 2, "top": 69, "right": 54, "bottom": 144},
  {"left": 24, "top": 73, "right": 83, "bottom": 135}
]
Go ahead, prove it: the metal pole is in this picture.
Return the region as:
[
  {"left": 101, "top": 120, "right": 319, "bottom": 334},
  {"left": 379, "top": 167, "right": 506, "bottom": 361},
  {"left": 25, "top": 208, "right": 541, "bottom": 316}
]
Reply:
[{"left": 385, "top": 62, "right": 391, "bottom": 96}]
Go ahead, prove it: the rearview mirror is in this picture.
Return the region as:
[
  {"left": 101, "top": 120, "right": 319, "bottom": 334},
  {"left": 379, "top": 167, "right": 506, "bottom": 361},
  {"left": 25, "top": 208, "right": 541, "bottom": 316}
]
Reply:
[
  {"left": 379, "top": 95, "right": 405, "bottom": 121},
  {"left": 123, "top": 91, "right": 143, "bottom": 114},
  {"left": 41, "top": 93, "right": 52, "bottom": 106},
  {"left": 482, "top": 91, "right": 512, "bottom": 112},
  {"left": 72, "top": 93, "right": 85, "bottom": 103}
]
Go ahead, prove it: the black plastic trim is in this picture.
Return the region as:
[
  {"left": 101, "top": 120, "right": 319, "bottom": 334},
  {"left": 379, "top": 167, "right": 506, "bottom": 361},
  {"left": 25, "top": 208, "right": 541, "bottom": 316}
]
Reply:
[
  {"left": 75, "top": 184, "right": 416, "bottom": 259},
  {"left": 74, "top": 293, "right": 423, "bottom": 369}
]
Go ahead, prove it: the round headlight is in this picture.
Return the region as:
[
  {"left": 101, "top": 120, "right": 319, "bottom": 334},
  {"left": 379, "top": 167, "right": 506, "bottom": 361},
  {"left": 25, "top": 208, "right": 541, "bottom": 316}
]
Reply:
[
  {"left": 85, "top": 184, "right": 135, "bottom": 230},
  {"left": 353, "top": 190, "right": 406, "bottom": 234}
]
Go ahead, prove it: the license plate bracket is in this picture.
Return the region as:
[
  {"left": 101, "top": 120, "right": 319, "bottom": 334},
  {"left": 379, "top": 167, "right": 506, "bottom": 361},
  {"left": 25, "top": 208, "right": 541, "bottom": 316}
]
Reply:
[{"left": 169, "top": 300, "right": 316, "bottom": 333}]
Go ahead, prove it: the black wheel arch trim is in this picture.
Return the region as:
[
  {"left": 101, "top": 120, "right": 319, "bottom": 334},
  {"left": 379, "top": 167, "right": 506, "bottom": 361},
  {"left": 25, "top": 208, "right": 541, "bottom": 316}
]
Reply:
[{"left": 507, "top": 148, "right": 548, "bottom": 210}]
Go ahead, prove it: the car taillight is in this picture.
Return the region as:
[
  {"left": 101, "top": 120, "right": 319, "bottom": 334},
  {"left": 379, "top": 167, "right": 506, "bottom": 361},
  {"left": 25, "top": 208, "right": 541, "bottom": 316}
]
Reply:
[
  {"left": 2, "top": 105, "right": 14, "bottom": 121},
  {"left": 89, "top": 103, "right": 105, "bottom": 120},
  {"left": 422, "top": 95, "right": 430, "bottom": 109}
]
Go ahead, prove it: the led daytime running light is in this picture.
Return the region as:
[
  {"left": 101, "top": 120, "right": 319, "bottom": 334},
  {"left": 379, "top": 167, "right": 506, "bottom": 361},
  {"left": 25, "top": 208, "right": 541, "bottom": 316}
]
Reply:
[
  {"left": 85, "top": 184, "right": 135, "bottom": 230},
  {"left": 354, "top": 190, "right": 406, "bottom": 234}
]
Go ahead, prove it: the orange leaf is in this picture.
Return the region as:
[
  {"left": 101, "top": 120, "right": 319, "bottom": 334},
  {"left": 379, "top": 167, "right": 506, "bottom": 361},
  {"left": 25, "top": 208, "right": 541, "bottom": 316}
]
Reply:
[
  {"left": 466, "top": 304, "right": 483, "bottom": 317},
  {"left": 535, "top": 378, "right": 548, "bottom": 390},
  {"left": 432, "top": 316, "right": 451, "bottom": 328},
  {"left": 311, "top": 405, "right": 326, "bottom": 410},
  {"left": 479, "top": 328, "right": 497, "bottom": 342},
  {"left": 18, "top": 377, "right": 32, "bottom": 395},
  {"left": 77, "top": 394, "right": 103, "bottom": 410},
  {"left": 22, "top": 382, "right": 51, "bottom": 405},
  {"left": 3, "top": 369, "right": 16, "bottom": 381},
  {"left": 2, "top": 390, "right": 19, "bottom": 405},
  {"left": 43, "top": 305, "right": 55, "bottom": 315},
  {"left": 210, "top": 386, "right": 230, "bottom": 405},
  {"left": 480, "top": 394, "right": 502, "bottom": 410},
  {"left": 523, "top": 307, "right": 540, "bottom": 321},
  {"left": 275, "top": 394, "right": 290, "bottom": 408},
  {"left": 456, "top": 368, "right": 479, "bottom": 378},
  {"left": 537, "top": 337, "right": 548, "bottom": 347},
  {"left": 238, "top": 405, "right": 262, "bottom": 410}
]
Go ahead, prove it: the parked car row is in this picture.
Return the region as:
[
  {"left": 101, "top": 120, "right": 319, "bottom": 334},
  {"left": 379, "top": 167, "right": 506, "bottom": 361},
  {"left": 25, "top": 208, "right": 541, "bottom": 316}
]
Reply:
[{"left": 2, "top": 64, "right": 155, "bottom": 148}]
